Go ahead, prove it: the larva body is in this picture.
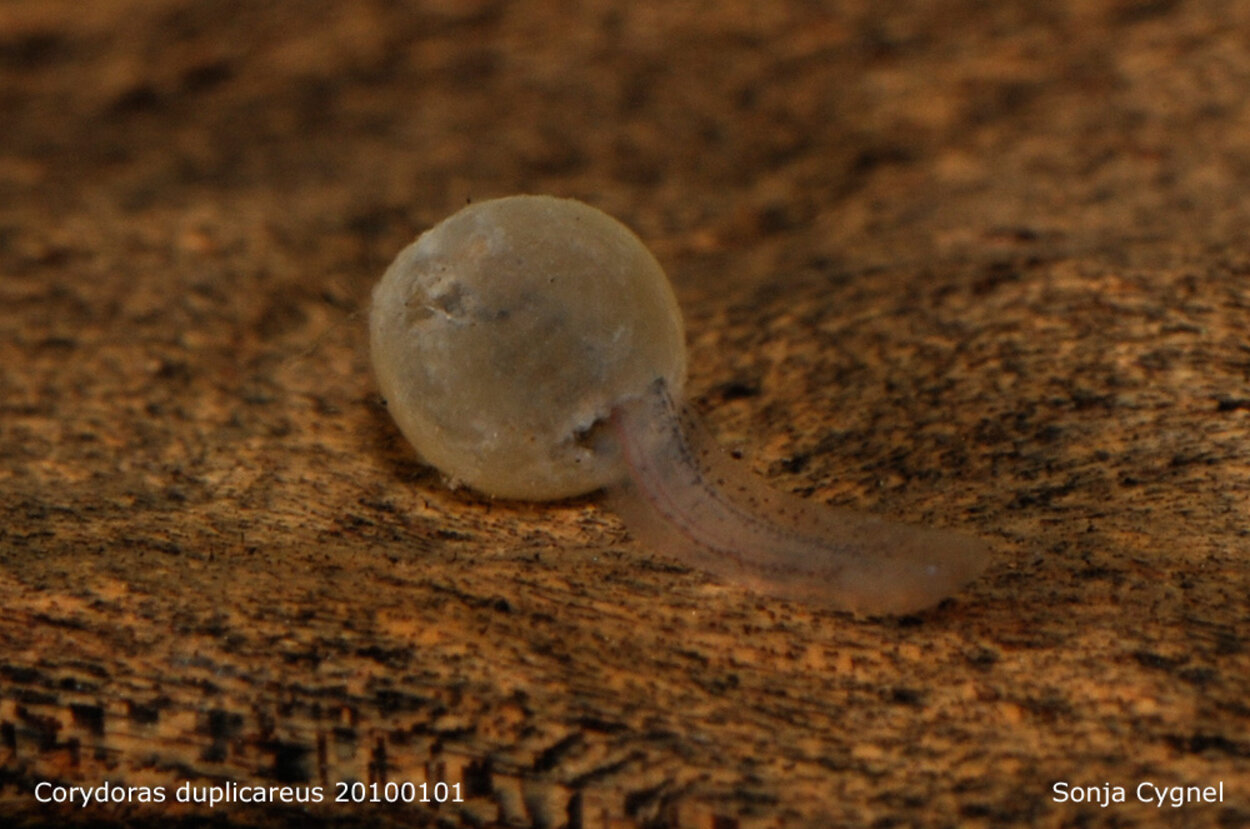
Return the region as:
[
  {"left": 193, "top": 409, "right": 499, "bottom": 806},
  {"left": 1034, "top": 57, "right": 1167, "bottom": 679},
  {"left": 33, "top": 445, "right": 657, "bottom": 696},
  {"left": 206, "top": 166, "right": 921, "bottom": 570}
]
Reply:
[
  {"left": 370, "top": 195, "right": 988, "bottom": 614},
  {"left": 608, "top": 378, "right": 988, "bottom": 614}
]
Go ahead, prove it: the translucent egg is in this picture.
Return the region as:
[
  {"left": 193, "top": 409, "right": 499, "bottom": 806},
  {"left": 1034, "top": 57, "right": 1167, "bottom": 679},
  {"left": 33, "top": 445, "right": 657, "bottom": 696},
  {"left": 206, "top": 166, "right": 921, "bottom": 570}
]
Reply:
[{"left": 370, "top": 195, "right": 685, "bottom": 500}]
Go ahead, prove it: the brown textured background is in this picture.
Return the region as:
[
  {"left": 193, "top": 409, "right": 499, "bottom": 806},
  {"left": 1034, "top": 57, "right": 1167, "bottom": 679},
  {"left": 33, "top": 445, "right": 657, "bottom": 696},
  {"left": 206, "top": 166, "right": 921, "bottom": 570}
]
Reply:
[{"left": 2, "top": 1, "right": 1248, "bottom": 827}]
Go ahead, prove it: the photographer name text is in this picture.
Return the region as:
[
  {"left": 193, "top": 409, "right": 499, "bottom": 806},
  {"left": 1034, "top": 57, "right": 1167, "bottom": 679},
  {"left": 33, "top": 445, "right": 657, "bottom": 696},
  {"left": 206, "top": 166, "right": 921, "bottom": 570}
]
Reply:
[{"left": 1052, "top": 780, "right": 1224, "bottom": 809}]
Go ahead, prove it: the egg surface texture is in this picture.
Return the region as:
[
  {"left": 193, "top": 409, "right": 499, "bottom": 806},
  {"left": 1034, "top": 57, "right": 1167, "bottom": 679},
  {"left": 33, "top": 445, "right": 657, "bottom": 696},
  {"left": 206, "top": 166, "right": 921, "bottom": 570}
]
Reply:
[{"left": 370, "top": 195, "right": 686, "bottom": 499}]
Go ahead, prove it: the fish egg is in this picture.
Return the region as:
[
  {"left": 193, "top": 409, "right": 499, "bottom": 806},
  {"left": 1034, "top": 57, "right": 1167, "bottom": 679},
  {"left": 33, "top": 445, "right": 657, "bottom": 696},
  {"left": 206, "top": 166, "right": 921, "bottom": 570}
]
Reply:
[{"left": 369, "top": 195, "right": 685, "bottom": 500}]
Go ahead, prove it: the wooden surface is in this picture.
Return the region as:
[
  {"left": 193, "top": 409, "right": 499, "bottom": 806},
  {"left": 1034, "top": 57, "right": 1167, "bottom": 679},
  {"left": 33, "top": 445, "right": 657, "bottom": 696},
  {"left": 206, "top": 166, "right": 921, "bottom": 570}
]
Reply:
[{"left": 2, "top": 1, "right": 1249, "bottom": 827}]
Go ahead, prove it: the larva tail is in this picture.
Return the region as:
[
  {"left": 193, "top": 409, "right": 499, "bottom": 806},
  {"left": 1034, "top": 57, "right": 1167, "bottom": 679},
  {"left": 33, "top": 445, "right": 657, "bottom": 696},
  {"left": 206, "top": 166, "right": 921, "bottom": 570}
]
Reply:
[{"left": 606, "top": 379, "right": 989, "bottom": 615}]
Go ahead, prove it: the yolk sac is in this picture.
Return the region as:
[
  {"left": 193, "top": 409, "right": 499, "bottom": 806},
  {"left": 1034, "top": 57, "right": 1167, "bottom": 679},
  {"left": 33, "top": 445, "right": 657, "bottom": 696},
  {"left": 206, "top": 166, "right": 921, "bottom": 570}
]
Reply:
[
  {"left": 370, "top": 195, "right": 687, "bottom": 501},
  {"left": 369, "top": 195, "right": 989, "bottom": 615}
]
